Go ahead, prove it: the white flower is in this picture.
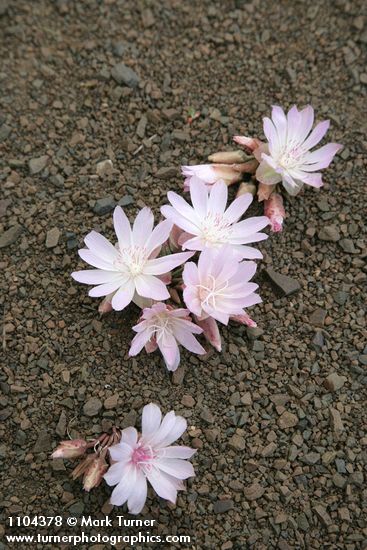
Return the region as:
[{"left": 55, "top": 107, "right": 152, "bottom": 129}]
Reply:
[
  {"left": 72, "top": 206, "right": 193, "bottom": 311},
  {"left": 256, "top": 105, "right": 342, "bottom": 196},
  {"left": 129, "top": 303, "right": 205, "bottom": 372},
  {"left": 104, "top": 403, "right": 196, "bottom": 514},
  {"left": 161, "top": 180, "right": 269, "bottom": 260}
]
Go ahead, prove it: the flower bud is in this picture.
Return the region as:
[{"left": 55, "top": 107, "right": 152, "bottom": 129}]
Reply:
[
  {"left": 71, "top": 454, "right": 96, "bottom": 480},
  {"left": 195, "top": 316, "right": 221, "bottom": 352},
  {"left": 169, "top": 224, "right": 185, "bottom": 252},
  {"left": 99, "top": 296, "right": 113, "bottom": 314},
  {"left": 169, "top": 288, "right": 181, "bottom": 304},
  {"left": 231, "top": 313, "right": 257, "bottom": 328},
  {"left": 211, "top": 164, "right": 243, "bottom": 185},
  {"left": 208, "top": 150, "right": 248, "bottom": 164},
  {"left": 233, "top": 135, "right": 263, "bottom": 152},
  {"left": 236, "top": 181, "right": 257, "bottom": 197},
  {"left": 83, "top": 453, "right": 109, "bottom": 492},
  {"left": 51, "top": 439, "right": 88, "bottom": 459},
  {"left": 257, "top": 183, "right": 276, "bottom": 202},
  {"left": 264, "top": 193, "right": 286, "bottom": 233},
  {"left": 232, "top": 160, "right": 258, "bottom": 174}
]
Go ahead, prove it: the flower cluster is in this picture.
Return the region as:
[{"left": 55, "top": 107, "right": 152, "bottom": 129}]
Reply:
[
  {"left": 192, "top": 105, "right": 342, "bottom": 232},
  {"left": 59, "top": 103, "right": 341, "bottom": 514},
  {"left": 72, "top": 178, "right": 268, "bottom": 370},
  {"left": 52, "top": 404, "right": 196, "bottom": 515}
]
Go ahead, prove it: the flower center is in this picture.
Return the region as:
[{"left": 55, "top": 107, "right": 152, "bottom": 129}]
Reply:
[
  {"left": 200, "top": 212, "right": 232, "bottom": 246},
  {"left": 114, "top": 246, "right": 148, "bottom": 277},
  {"left": 131, "top": 443, "right": 155, "bottom": 474},
  {"left": 277, "top": 145, "right": 305, "bottom": 170},
  {"left": 146, "top": 314, "right": 172, "bottom": 343},
  {"left": 198, "top": 275, "right": 228, "bottom": 310}
]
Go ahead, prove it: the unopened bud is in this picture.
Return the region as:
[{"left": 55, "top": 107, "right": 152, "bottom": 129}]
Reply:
[
  {"left": 99, "top": 296, "right": 113, "bottom": 314},
  {"left": 257, "top": 183, "right": 276, "bottom": 202},
  {"left": 83, "top": 453, "right": 108, "bottom": 492},
  {"left": 195, "top": 316, "right": 221, "bottom": 352},
  {"left": 51, "top": 439, "right": 88, "bottom": 459},
  {"left": 236, "top": 182, "right": 257, "bottom": 197},
  {"left": 208, "top": 150, "right": 248, "bottom": 164},
  {"left": 212, "top": 164, "right": 243, "bottom": 185},
  {"left": 264, "top": 193, "right": 286, "bottom": 233},
  {"left": 169, "top": 288, "right": 181, "bottom": 304},
  {"left": 231, "top": 313, "right": 257, "bottom": 328},
  {"left": 169, "top": 224, "right": 184, "bottom": 252},
  {"left": 232, "top": 160, "right": 258, "bottom": 174},
  {"left": 233, "top": 135, "right": 263, "bottom": 152}
]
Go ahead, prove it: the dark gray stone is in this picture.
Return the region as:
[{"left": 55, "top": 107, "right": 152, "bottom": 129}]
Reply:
[
  {"left": 264, "top": 268, "right": 301, "bottom": 296},
  {"left": 111, "top": 62, "right": 139, "bottom": 88}
]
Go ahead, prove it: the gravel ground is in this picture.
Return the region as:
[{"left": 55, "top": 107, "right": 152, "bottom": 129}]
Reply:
[{"left": 0, "top": 1, "right": 366, "bottom": 549}]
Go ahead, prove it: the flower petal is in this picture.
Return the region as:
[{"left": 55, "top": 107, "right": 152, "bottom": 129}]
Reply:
[
  {"left": 207, "top": 180, "right": 228, "bottom": 214},
  {"left": 142, "top": 403, "right": 162, "bottom": 438},
  {"left": 157, "top": 458, "right": 195, "bottom": 480},
  {"left": 190, "top": 178, "right": 208, "bottom": 218},
  {"left": 157, "top": 331, "right": 180, "bottom": 371},
  {"left": 132, "top": 207, "right": 154, "bottom": 247},
  {"left": 161, "top": 446, "right": 197, "bottom": 459},
  {"left": 302, "top": 119, "right": 330, "bottom": 150},
  {"left": 71, "top": 269, "right": 120, "bottom": 285},
  {"left": 84, "top": 231, "right": 118, "bottom": 262},
  {"left": 113, "top": 206, "right": 132, "bottom": 249},
  {"left": 135, "top": 274, "right": 170, "bottom": 300},
  {"left": 224, "top": 192, "right": 253, "bottom": 224},
  {"left": 161, "top": 205, "right": 200, "bottom": 235},
  {"left": 120, "top": 427, "right": 138, "bottom": 447},
  {"left": 144, "top": 252, "right": 194, "bottom": 275},
  {"left": 146, "top": 468, "right": 178, "bottom": 504},
  {"left": 111, "top": 279, "right": 135, "bottom": 310},
  {"left": 127, "top": 471, "right": 148, "bottom": 515},
  {"left": 78, "top": 249, "right": 116, "bottom": 270},
  {"left": 109, "top": 464, "right": 136, "bottom": 506},
  {"left": 145, "top": 219, "right": 173, "bottom": 254},
  {"left": 88, "top": 280, "right": 124, "bottom": 298}
]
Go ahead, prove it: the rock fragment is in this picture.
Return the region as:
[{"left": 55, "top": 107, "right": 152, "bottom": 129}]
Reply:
[
  {"left": 0, "top": 224, "right": 23, "bottom": 248},
  {"left": 228, "top": 434, "right": 246, "bottom": 451},
  {"left": 329, "top": 407, "right": 344, "bottom": 433},
  {"left": 83, "top": 397, "right": 102, "bottom": 417},
  {"left": 323, "top": 373, "right": 347, "bottom": 392},
  {"left": 264, "top": 268, "right": 301, "bottom": 296},
  {"left": 29, "top": 155, "right": 49, "bottom": 174},
  {"left": 46, "top": 227, "right": 61, "bottom": 248},
  {"left": 318, "top": 225, "right": 340, "bottom": 242},
  {"left": 93, "top": 196, "right": 116, "bottom": 215},
  {"left": 96, "top": 159, "right": 113, "bottom": 177},
  {"left": 278, "top": 411, "right": 298, "bottom": 429},
  {"left": 244, "top": 483, "right": 265, "bottom": 501},
  {"left": 111, "top": 63, "right": 139, "bottom": 88},
  {"left": 213, "top": 500, "right": 234, "bottom": 513}
]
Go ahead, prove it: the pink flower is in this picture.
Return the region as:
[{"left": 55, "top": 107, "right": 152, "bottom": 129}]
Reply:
[
  {"left": 161, "top": 180, "right": 269, "bottom": 260},
  {"left": 264, "top": 193, "right": 286, "bottom": 233},
  {"left": 104, "top": 403, "right": 196, "bottom": 514},
  {"left": 72, "top": 206, "right": 193, "bottom": 311},
  {"left": 182, "top": 247, "right": 261, "bottom": 325},
  {"left": 182, "top": 164, "right": 242, "bottom": 191},
  {"left": 129, "top": 303, "right": 205, "bottom": 371},
  {"left": 51, "top": 439, "right": 89, "bottom": 459},
  {"left": 256, "top": 105, "right": 342, "bottom": 196}
]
